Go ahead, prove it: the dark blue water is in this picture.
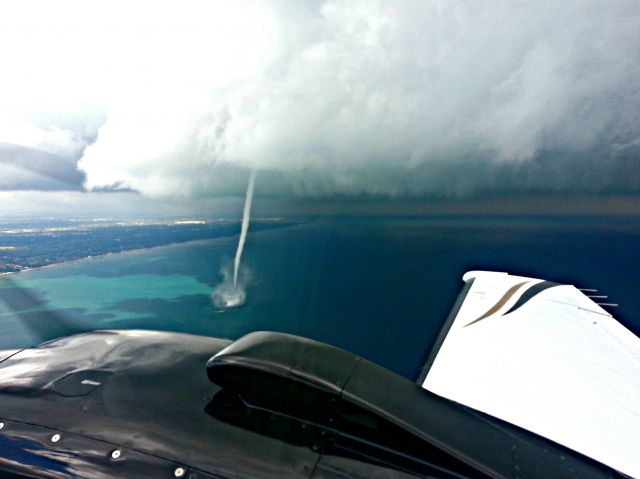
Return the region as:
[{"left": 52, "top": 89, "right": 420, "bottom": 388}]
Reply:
[{"left": 0, "top": 216, "right": 638, "bottom": 379}]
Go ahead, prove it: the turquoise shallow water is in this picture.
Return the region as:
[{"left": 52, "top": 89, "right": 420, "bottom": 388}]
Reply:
[{"left": 1, "top": 216, "right": 638, "bottom": 379}]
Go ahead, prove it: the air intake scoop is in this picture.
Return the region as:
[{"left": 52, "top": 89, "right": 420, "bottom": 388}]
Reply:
[{"left": 206, "top": 332, "right": 359, "bottom": 397}]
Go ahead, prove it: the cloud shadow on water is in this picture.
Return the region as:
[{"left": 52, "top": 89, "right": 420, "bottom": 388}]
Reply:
[{"left": 0, "top": 278, "right": 116, "bottom": 349}]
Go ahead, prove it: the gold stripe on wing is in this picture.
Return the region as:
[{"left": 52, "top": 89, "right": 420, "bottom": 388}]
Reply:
[{"left": 464, "top": 281, "right": 529, "bottom": 327}]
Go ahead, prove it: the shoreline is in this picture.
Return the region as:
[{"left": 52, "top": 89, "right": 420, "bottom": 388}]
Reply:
[
  {"left": 0, "top": 220, "right": 303, "bottom": 278},
  {"left": 0, "top": 239, "right": 216, "bottom": 278}
]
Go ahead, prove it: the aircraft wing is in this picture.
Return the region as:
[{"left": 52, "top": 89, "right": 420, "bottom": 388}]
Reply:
[{"left": 420, "top": 271, "right": 640, "bottom": 479}]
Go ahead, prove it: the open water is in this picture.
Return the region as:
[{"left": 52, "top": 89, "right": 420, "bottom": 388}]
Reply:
[{"left": 0, "top": 216, "right": 638, "bottom": 379}]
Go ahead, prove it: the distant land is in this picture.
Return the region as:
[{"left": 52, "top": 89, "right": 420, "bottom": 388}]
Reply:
[{"left": 0, "top": 217, "right": 297, "bottom": 274}]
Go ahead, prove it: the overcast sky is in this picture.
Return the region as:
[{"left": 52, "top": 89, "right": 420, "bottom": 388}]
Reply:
[{"left": 1, "top": 0, "right": 639, "bottom": 215}]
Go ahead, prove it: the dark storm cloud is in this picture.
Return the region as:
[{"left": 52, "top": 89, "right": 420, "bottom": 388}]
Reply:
[
  {"left": 77, "top": 1, "right": 640, "bottom": 199},
  {"left": 2, "top": 1, "right": 638, "bottom": 199},
  {"left": 0, "top": 143, "right": 85, "bottom": 191}
]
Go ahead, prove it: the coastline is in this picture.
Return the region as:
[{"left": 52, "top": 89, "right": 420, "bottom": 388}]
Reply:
[{"left": 0, "top": 219, "right": 303, "bottom": 279}]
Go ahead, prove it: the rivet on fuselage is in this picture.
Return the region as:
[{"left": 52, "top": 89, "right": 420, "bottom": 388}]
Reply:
[
  {"left": 51, "top": 433, "right": 61, "bottom": 443},
  {"left": 174, "top": 467, "right": 186, "bottom": 477},
  {"left": 111, "top": 449, "right": 122, "bottom": 459},
  {"left": 0, "top": 422, "right": 4, "bottom": 430}
]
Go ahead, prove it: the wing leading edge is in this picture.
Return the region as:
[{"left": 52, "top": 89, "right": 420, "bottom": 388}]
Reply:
[{"left": 421, "top": 271, "right": 640, "bottom": 479}]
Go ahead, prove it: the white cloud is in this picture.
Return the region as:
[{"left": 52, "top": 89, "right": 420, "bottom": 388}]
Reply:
[{"left": 2, "top": 0, "right": 639, "bottom": 197}]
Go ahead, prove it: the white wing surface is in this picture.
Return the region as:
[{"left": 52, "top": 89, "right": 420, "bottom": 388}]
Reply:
[{"left": 422, "top": 271, "right": 640, "bottom": 478}]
